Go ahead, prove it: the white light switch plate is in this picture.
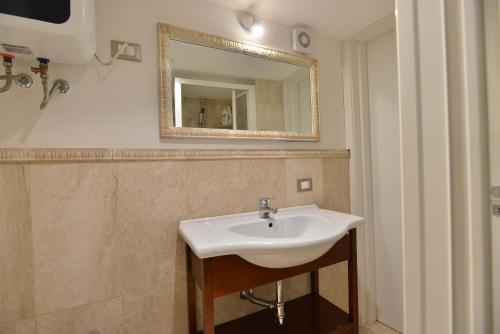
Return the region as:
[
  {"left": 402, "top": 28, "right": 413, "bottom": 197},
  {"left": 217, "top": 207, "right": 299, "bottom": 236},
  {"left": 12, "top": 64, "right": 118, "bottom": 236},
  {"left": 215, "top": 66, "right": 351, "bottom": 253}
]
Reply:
[{"left": 297, "top": 178, "right": 313, "bottom": 192}]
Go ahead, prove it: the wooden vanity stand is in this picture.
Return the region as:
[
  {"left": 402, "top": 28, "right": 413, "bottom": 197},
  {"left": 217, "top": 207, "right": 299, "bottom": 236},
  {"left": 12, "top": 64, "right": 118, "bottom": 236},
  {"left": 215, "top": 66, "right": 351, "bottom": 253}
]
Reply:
[{"left": 186, "top": 229, "right": 358, "bottom": 334}]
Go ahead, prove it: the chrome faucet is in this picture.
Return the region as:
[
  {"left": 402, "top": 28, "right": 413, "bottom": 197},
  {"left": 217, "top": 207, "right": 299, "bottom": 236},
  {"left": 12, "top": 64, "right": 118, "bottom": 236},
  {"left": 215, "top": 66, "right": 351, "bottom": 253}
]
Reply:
[{"left": 259, "top": 197, "right": 278, "bottom": 219}]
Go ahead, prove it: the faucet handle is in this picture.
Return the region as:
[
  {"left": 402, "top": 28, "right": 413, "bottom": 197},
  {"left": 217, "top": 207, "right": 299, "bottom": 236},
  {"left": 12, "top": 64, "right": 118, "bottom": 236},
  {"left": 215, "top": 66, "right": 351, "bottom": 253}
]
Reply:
[
  {"left": 31, "top": 58, "right": 50, "bottom": 75},
  {"left": 36, "top": 57, "right": 50, "bottom": 65},
  {"left": 0, "top": 53, "right": 15, "bottom": 63},
  {"left": 260, "top": 197, "right": 273, "bottom": 206}
]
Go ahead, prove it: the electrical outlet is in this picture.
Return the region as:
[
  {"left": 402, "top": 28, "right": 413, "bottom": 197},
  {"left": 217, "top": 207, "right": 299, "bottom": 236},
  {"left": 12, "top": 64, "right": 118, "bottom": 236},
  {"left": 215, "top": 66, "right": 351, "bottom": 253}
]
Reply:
[
  {"left": 297, "top": 178, "right": 313, "bottom": 192},
  {"left": 122, "top": 45, "right": 135, "bottom": 57},
  {"left": 492, "top": 186, "right": 500, "bottom": 198},
  {"left": 111, "top": 40, "right": 141, "bottom": 62}
]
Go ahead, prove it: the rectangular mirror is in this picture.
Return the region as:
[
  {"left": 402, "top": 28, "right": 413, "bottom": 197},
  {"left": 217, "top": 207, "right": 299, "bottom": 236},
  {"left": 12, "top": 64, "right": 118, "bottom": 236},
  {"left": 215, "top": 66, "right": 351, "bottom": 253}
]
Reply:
[{"left": 158, "top": 23, "right": 320, "bottom": 141}]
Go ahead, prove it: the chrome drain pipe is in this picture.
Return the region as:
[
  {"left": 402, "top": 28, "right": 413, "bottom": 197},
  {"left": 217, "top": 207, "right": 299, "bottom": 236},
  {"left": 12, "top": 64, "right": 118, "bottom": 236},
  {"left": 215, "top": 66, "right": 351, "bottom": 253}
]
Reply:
[
  {"left": 276, "top": 280, "right": 285, "bottom": 325},
  {"left": 240, "top": 280, "right": 286, "bottom": 325}
]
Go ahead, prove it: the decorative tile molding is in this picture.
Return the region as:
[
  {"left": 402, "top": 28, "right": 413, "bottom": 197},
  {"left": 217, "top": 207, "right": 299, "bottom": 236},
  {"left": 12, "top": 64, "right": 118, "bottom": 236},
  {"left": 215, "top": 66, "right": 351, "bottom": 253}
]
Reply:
[
  {"left": 0, "top": 149, "right": 349, "bottom": 163},
  {"left": 0, "top": 148, "right": 113, "bottom": 163},
  {"left": 112, "top": 149, "right": 349, "bottom": 161}
]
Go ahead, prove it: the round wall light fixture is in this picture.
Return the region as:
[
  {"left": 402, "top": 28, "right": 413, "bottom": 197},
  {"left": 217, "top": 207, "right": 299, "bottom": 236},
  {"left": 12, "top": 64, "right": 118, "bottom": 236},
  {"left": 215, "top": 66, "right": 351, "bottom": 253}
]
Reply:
[{"left": 238, "top": 12, "right": 264, "bottom": 37}]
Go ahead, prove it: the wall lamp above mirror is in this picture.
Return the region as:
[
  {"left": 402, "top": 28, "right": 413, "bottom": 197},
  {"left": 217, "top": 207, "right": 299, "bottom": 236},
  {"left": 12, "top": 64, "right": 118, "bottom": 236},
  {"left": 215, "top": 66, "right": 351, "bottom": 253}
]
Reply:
[
  {"left": 237, "top": 12, "right": 264, "bottom": 37},
  {"left": 158, "top": 23, "right": 320, "bottom": 141}
]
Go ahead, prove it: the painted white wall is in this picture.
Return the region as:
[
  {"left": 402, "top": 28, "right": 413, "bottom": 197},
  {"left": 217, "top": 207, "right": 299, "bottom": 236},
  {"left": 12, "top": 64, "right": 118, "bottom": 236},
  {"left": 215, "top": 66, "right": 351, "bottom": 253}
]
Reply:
[
  {"left": 366, "top": 30, "right": 403, "bottom": 332},
  {"left": 0, "top": 0, "right": 345, "bottom": 149}
]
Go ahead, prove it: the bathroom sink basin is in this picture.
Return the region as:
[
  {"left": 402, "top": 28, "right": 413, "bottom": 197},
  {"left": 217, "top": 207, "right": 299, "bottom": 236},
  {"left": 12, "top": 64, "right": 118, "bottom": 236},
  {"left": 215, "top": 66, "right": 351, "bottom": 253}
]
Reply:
[
  {"left": 179, "top": 205, "right": 364, "bottom": 268},
  {"left": 229, "top": 215, "right": 331, "bottom": 239}
]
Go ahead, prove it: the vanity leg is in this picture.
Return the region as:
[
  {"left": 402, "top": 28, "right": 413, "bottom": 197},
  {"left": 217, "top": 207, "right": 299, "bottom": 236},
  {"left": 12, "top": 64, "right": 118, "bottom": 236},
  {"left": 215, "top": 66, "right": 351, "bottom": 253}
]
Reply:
[
  {"left": 203, "top": 259, "right": 215, "bottom": 334},
  {"left": 186, "top": 246, "right": 197, "bottom": 334},
  {"left": 311, "top": 270, "right": 320, "bottom": 295},
  {"left": 348, "top": 229, "right": 359, "bottom": 334}
]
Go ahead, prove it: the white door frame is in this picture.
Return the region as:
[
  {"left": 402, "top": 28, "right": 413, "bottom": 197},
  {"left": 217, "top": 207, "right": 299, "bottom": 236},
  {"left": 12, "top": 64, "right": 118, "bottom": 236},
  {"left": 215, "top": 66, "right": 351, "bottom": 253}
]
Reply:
[
  {"left": 482, "top": 0, "right": 498, "bottom": 332},
  {"left": 395, "top": 0, "right": 493, "bottom": 332},
  {"left": 396, "top": 1, "right": 453, "bottom": 331},
  {"left": 343, "top": 14, "right": 396, "bottom": 327},
  {"left": 346, "top": 2, "right": 494, "bottom": 331}
]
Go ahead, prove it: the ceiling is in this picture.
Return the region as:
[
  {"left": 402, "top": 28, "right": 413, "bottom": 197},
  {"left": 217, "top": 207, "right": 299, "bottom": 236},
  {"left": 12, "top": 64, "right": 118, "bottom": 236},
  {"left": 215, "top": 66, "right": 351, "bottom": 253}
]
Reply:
[{"left": 201, "top": 0, "right": 394, "bottom": 40}]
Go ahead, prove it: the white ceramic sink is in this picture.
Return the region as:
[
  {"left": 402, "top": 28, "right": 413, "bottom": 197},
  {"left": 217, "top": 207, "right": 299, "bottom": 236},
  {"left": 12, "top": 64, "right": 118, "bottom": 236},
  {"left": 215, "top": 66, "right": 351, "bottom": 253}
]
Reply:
[{"left": 179, "top": 205, "right": 364, "bottom": 268}]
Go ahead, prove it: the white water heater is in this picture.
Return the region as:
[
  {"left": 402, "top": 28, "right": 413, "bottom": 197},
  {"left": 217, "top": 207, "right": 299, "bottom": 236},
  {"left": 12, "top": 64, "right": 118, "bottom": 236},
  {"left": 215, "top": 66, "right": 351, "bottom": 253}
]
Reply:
[{"left": 0, "top": 0, "right": 95, "bottom": 64}]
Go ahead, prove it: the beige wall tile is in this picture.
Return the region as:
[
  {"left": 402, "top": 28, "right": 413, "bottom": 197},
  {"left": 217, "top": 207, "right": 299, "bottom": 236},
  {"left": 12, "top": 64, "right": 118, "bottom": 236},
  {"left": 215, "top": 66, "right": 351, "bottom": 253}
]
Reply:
[
  {"left": 256, "top": 105, "right": 285, "bottom": 131},
  {"left": 116, "top": 160, "right": 190, "bottom": 334},
  {"left": 320, "top": 158, "right": 351, "bottom": 313},
  {"left": 186, "top": 159, "right": 289, "bottom": 330},
  {"left": 123, "top": 281, "right": 188, "bottom": 334},
  {"left": 283, "top": 273, "right": 311, "bottom": 300},
  {"left": 285, "top": 158, "right": 324, "bottom": 207},
  {"left": 317, "top": 157, "right": 351, "bottom": 312},
  {"left": 29, "top": 163, "right": 120, "bottom": 315},
  {"left": 196, "top": 283, "right": 274, "bottom": 329},
  {"left": 0, "top": 165, "right": 35, "bottom": 323},
  {"left": 0, "top": 157, "right": 351, "bottom": 332},
  {"left": 195, "top": 274, "right": 310, "bottom": 330},
  {"left": 116, "top": 162, "right": 188, "bottom": 299},
  {"left": 213, "top": 291, "right": 266, "bottom": 326},
  {"left": 255, "top": 79, "right": 285, "bottom": 132},
  {"left": 323, "top": 157, "right": 351, "bottom": 213},
  {"left": 320, "top": 261, "right": 349, "bottom": 313},
  {"left": 37, "top": 298, "right": 123, "bottom": 334},
  {"left": 185, "top": 159, "right": 287, "bottom": 219},
  {"left": 0, "top": 318, "right": 37, "bottom": 334}
]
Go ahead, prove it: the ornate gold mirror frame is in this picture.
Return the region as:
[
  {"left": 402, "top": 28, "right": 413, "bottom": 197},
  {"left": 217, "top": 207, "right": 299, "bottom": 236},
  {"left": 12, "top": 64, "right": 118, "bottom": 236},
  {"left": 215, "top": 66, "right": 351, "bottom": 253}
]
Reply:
[{"left": 158, "top": 23, "right": 320, "bottom": 141}]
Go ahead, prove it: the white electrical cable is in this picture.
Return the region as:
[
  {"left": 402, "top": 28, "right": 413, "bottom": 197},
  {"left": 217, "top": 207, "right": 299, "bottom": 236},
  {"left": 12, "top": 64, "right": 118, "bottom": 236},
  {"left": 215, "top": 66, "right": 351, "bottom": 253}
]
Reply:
[{"left": 94, "top": 42, "right": 129, "bottom": 66}]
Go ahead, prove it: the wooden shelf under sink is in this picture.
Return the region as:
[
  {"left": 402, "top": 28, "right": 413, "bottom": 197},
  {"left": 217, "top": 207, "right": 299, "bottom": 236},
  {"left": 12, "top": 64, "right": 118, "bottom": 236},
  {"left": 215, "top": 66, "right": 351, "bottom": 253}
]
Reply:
[
  {"left": 197, "top": 294, "right": 353, "bottom": 334},
  {"left": 186, "top": 229, "right": 359, "bottom": 334}
]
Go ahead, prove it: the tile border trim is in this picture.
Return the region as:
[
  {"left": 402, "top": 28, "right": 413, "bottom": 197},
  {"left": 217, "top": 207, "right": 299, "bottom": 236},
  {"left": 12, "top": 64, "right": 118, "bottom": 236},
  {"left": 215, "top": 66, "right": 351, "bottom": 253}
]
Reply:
[
  {"left": 0, "top": 148, "right": 114, "bottom": 163},
  {"left": 0, "top": 148, "right": 349, "bottom": 163},
  {"left": 113, "top": 149, "right": 349, "bottom": 161}
]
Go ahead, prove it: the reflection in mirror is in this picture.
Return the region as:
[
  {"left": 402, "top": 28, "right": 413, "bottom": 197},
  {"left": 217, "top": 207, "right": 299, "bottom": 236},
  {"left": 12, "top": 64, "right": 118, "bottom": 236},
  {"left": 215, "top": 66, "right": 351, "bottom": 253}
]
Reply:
[{"left": 170, "top": 40, "right": 312, "bottom": 133}]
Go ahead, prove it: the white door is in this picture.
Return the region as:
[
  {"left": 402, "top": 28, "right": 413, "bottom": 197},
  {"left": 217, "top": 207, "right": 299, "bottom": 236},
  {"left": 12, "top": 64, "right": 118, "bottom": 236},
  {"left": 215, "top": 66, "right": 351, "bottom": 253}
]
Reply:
[{"left": 366, "top": 30, "right": 404, "bottom": 332}]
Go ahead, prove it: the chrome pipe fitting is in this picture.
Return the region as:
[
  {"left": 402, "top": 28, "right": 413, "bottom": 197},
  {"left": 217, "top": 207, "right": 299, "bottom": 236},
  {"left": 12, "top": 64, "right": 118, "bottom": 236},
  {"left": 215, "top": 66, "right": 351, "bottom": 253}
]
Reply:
[
  {"left": 39, "top": 79, "right": 70, "bottom": 110},
  {"left": 240, "top": 289, "right": 276, "bottom": 309},
  {"left": 31, "top": 58, "right": 70, "bottom": 110},
  {"left": 276, "top": 280, "right": 285, "bottom": 325},
  {"left": 0, "top": 54, "right": 14, "bottom": 93},
  {"left": 0, "top": 73, "right": 33, "bottom": 89},
  {"left": 0, "top": 53, "right": 33, "bottom": 93},
  {"left": 240, "top": 280, "right": 286, "bottom": 325}
]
